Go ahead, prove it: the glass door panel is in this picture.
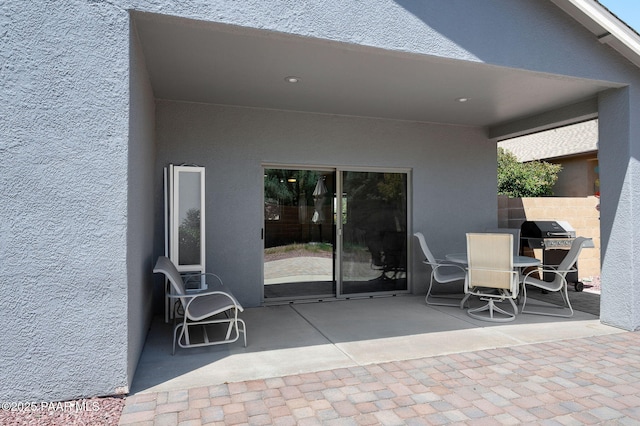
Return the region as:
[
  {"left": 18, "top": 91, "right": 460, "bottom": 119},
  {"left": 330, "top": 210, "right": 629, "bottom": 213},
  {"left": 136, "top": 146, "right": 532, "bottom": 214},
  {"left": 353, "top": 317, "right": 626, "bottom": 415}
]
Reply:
[
  {"left": 263, "top": 168, "right": 335, "bottom": 300},
  {"left": 177, "top": 171, "right": 203, "bottom": 266},
  {"left": 169, "top": 165, "right": 206, "bottom": 276},
  {"left": 339, "top": 171, "right": 408, "bottom": 295}
]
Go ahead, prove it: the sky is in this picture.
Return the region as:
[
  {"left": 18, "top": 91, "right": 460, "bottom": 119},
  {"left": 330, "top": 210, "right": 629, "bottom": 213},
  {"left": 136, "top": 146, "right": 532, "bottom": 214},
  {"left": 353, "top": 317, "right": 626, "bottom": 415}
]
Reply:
[{"left": 598, "top": 0, "right": 640, "bottom": 32}]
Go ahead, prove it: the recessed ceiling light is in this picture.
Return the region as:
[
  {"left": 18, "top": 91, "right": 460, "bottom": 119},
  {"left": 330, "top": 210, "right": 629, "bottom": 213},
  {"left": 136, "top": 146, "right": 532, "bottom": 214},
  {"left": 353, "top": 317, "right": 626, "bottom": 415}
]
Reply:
[
  {"left": 456, "top": 97, "right": 470, "bottom": 103},
  {"left": 285, "top": 76, "right": 301, "bottom": 83}
]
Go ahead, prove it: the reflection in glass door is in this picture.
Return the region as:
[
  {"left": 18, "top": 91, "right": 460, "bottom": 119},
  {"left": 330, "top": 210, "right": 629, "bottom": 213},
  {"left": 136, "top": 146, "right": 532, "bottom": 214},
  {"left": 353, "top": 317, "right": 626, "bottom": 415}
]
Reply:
[
  {"left": 167, "top": 165, "right": 206, "bottom": 281},
  {"left": 339, "top": 171, "right": 408, "bottom": 295},
  {"left": 263, "top": 168, "right": 335, "bottom": 300}
]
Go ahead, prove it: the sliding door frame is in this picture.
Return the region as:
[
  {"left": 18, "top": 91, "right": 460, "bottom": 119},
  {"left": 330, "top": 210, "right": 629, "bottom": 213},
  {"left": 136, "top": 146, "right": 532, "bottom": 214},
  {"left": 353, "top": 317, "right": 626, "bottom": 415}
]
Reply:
[
  {"left": 262, "top": 164, "right": 336, "bottom": 303},
  {"left": 335, "top": 166, "right": 413, "bottom": 298},
  {"left": 261, "top": 163, "right": 413, "bottom": 303}
]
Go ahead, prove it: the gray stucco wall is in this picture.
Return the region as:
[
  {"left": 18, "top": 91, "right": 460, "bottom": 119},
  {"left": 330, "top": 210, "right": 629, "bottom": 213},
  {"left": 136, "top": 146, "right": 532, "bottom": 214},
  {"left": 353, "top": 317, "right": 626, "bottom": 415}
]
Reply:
[
  {"left": 598, "top": 87, "right": 640, "bottom": 330},
  {"left": 155, "top": 102, "right": 496, "bottom": 306},
  {"left": 3, "top": 0, "right": 640, "bottom": 403},
  {"left": 552, "top": 154, "right": 598, "bottom": 197},
  {"left": 1, "top": 1, "right": 130, "bottom": 400},
  {"left": 127, "top": 19, "right": 157, "bottom": 388}
]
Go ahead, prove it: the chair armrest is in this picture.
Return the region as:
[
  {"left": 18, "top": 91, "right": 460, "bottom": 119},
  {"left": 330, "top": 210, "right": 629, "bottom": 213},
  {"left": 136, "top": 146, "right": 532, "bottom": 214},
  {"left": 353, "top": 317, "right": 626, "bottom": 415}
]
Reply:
[
  {"left": 422, "top": 260, "right": 466, "bottom": 273},
  {"left": 166, "top": 293, "right": 186, "bottom": 299},
  {"left": 167, "top": 288, "right": 227, "bottom": 297},
  {"left": 523, "top": 266, "right": 577, "bottom": 281},
  {"left": 434, "top": 258, "right": 464, "bottom": 266},
  {"left": 201, "top": 272, "right": 224, "bottom": 283},
  {"left": 541, "top": 265, "right": 559, "bottom": 271},
  {"left": 183, "top": 272, "right": 225, "bottom": 289},
  {"left": 190, "top": 290, "right": 243, "bottom": 312},
  {"left": 467, "top": 267, "right": 518, "bottom": 277},
  {"left": 169, "top": 289, "right": 244, "bottom": 310}
]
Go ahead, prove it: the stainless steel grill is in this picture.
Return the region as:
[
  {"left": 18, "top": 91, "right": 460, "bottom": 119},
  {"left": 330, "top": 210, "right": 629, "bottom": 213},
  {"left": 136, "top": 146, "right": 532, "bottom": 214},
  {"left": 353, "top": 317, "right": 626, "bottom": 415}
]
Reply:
[{"left": 520, "top": 220, "right": 584, "bottom": 291}]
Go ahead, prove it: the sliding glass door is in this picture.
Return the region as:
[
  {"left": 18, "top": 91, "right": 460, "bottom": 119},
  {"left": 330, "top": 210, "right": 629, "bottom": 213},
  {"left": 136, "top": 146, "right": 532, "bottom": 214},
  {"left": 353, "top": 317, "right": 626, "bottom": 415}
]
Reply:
[
  {"left": 338, "top": 170, "right": 408, "bottom": 295},
  {"left": 263, "top": 166, "right": 409, "bottom": 301},
  {"left": 263, "top": 168, "right": 336, "bottom": 300}
]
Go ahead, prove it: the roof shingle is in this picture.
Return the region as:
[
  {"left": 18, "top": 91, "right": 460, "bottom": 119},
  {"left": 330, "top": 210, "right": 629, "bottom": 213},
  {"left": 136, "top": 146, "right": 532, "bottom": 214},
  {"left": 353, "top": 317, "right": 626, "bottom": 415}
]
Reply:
[{"left": 498, "top": 119, "right": 598, "bottom": 162}]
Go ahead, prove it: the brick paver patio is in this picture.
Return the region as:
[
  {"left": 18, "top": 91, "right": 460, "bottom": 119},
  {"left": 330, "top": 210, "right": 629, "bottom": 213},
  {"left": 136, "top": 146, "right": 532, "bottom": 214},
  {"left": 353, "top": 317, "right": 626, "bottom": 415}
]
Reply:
[{"left": 119, "top": 330, "right": 640, "bottom": 425}]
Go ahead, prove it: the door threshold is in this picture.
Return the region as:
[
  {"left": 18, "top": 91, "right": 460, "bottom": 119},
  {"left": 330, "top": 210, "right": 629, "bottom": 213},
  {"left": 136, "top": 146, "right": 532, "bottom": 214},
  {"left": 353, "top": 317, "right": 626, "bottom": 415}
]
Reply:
[
  {"left": 262, "top": 293, "right": 405, "bottom": 306},
  {"left": 263, "top": 296, "right": 338, "bottom": 306}
]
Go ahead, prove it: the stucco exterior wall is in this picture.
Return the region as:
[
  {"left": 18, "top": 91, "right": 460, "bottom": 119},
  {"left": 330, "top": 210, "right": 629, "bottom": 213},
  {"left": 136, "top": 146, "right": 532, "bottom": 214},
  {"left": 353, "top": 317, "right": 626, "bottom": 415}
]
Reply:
[
  {"left": 155, "top": 102, "right": 497, "bottom": 306},
  {"left": 1, "top": 1, "right": 131, "bottom": 401},
  {"left": 4, "top": 0, "right": 640, "bottom": 402},
  {"left": 598, "top": 87, "right": 640, "bottom": 330},
  {"left": 129, "top": 0, "right": 630, "bottom": 81},
  {"left": 127, "top": 19, "right": 157, "bottom": 389},
  {"left": 552, "top": 154, "right": 599, "bottom": 197}
]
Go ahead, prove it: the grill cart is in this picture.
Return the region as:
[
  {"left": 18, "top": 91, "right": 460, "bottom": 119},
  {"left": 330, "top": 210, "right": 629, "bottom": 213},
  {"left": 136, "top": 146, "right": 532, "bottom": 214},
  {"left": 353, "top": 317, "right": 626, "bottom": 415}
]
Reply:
[{"left": 520, "top": 220, "right": 585, "bottom": 292}]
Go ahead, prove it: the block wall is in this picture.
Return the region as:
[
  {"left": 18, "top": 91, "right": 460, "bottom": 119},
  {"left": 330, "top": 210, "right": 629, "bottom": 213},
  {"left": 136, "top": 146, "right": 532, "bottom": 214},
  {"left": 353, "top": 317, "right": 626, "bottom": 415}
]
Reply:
[{"left": 498, "top": 195, "right": 601, "bottom": 279}]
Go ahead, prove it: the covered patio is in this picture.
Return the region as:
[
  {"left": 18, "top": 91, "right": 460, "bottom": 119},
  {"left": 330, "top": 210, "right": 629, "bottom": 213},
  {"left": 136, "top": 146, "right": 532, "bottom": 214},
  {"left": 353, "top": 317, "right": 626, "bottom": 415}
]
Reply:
[
  {"left": 131, "top": 292, "right": 612, "bottom": 394},
  {"left": 129, "top": 1, "right": 636, "bottom": 397},
  {"left": 121, "top": 1, "right": 640, "bottom": 404},
  {"left": 134, "top": 5, "right": 623, "bottom": 308}
]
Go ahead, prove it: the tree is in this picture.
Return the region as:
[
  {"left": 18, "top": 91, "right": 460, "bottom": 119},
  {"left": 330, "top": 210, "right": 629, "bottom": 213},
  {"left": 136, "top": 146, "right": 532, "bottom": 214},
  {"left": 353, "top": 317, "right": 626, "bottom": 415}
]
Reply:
[
  {"left": 179, "top": 208, "right": 201, "bottom": 265},
  {"left": 263, "top": 169, "right": 320, "bottom": 206},
  {"left": 497, "top": 147, "right": 562, "bottom": 197}
]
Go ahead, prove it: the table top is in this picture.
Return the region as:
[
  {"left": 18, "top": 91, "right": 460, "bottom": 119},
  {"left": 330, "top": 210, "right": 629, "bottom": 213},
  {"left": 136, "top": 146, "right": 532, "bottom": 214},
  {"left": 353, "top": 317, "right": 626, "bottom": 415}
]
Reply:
[{"left": 445, "top": 253, "right": 541, "bottom": 268}]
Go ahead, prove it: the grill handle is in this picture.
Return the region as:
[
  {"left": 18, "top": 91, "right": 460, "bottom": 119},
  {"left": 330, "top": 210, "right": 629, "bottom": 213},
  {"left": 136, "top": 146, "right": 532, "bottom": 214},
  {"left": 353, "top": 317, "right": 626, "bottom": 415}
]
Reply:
[{"left": 547, "top": 232, "right": 572, "bottom": 237}]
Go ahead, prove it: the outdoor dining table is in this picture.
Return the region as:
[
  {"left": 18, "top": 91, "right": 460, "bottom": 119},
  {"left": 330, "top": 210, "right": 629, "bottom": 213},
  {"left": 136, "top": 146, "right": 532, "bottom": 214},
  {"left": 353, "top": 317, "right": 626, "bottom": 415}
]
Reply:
[
  {"left": 444, "top": 253, "right": 541, "bottom": 314},
  {"left": 444, "top": 253, "right": 541, "bottom": 268}
]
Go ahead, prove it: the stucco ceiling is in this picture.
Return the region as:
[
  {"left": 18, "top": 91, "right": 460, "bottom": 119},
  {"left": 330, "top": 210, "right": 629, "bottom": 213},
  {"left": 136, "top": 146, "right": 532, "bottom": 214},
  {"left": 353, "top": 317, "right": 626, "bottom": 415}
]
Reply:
[{"left": 132, "top": 12, "right": 619, "bottom": 130}]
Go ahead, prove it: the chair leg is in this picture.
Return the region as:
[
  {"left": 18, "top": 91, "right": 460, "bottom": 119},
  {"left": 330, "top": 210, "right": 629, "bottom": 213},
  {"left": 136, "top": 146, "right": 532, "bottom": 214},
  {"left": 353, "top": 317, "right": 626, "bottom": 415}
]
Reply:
[
  {"left": 165, "top": 280, "right": 169, "bottom": 324},
  {"left": 521, "top": 283, "right": 574, "bottom": 318},
  {"left": 560, "top": 285, "right": 574, "bottom": 317},
  {"left": 171, "top": 306, "right": 183, "bottom": 355},
  {"left": 467, "top": 298, "right": 516, "bottom": 322},
  {"left": 223, "top": 310, "right": 245, "bottom": 343},
  {"left": 425, "top": 273, "right": 462, "bottom": 307},
  {"left": 183, "top": 320, "right": 191, "bottom": 346},
  {"left": 460, "top": 293, "right": 471, "bottom": 309},
  {"left": 237, "top": 318, "right": 247, "bottom": 347},
  {"left": 202, "top": 325, "right": 210, "bottom": 344},
  {"left": 173, "top": 315, "right": 247, "bottom": 353},
  {"left": 224, "top": 319, "right": 234, "bottom": 340},
  {"left": 506, "top": 293, "right": 519, "bottom": 315},
  {"left": 172, "top": 323, "right": 184, "bottom": 356}
]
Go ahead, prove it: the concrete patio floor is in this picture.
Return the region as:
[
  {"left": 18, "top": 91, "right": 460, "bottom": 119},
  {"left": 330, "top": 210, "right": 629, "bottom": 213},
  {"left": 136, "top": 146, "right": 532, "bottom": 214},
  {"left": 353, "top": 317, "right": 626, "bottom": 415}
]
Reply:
[{"left": 131, "top": 294, "right": 619, "bottom": 395}]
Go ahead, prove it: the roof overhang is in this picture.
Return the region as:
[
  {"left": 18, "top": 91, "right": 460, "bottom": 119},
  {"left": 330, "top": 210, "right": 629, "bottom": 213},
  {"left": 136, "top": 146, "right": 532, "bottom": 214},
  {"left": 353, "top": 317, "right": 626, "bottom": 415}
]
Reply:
[
  {"left": 549, "top": 0, "right": 640, "bottom": 68},
  {"left": 131, "top": 6, "right": 629, "bottom": 136}
]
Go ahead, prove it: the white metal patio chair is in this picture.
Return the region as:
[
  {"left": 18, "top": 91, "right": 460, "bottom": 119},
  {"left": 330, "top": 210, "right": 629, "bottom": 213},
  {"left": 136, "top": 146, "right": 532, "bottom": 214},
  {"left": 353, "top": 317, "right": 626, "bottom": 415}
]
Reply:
[
  {"left": 485, "top": 228, "right": 521, "bottom": 257},
  {"left": 485, "top": 227, "right": 527, "bottom": 290},
  {"left": 153, "top": 256, "right": 247, "bottom": 354},
  {"left": 414, "top": 232, "right": 466, "bottom": 306},
  {"left": 521, "top": 236, "right": 594, "bottom": 318},
  {"left": 465, "top": 233, "right": 519, "bottom": 322}
]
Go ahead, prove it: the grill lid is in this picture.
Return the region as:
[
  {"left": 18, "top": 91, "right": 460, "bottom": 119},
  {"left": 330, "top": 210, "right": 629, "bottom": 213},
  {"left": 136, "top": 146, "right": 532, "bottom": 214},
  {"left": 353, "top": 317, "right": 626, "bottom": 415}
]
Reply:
[{"left": 521, "top": 220, "right": 576, "bottom": 238}]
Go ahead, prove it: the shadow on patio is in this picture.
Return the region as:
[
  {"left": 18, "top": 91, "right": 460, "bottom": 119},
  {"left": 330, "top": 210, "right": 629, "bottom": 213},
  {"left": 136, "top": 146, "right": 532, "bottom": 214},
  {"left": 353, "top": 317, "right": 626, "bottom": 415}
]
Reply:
[{"left": 130, "top": 291, "right": 618, "bottom": 395}]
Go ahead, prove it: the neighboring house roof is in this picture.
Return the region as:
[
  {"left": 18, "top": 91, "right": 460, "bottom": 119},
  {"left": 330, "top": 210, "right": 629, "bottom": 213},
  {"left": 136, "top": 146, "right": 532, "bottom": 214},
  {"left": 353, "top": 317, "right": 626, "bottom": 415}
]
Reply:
[
  {"left": 498, "top": 1, "right": 633, "bottom": 163},
  {"left": 499, "top": 119, "right": 598, "bottom": 162}
]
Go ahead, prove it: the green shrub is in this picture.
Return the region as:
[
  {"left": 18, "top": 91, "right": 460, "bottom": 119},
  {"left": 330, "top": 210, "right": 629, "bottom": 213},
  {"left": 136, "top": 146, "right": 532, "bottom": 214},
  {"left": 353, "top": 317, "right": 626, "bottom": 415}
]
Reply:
[{"left": 497, "top": 147, "right": 562, "bottom": 197}]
